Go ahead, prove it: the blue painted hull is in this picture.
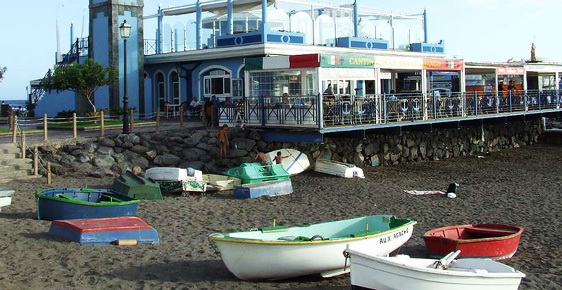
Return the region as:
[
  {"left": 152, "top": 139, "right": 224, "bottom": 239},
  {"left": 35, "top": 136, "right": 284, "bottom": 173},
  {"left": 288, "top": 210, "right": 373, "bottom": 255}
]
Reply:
[{"left": 35, "top": 188, "right": 139, "bottom": 221}]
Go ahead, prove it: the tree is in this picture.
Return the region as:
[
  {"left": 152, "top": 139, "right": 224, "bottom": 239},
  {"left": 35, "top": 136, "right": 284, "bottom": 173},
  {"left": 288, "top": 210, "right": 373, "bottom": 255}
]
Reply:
[
  {"left": 47, "top": 58, "right": 117, "bottom": 112},
  {"left": 0, "top": 66, "right": 6, "bottom": 83}
]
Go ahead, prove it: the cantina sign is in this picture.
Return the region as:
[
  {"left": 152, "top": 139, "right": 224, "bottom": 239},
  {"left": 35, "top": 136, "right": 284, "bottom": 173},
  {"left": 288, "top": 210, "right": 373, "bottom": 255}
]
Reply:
[{"left": 423, "top": 58, "right": 464, "bottom": 71}]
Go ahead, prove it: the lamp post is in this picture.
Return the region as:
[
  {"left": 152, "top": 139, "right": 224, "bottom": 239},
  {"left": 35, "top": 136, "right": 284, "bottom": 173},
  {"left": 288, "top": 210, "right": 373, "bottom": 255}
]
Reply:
[{"left": 120, "top": 19, "right": 132, "bottom": 134}]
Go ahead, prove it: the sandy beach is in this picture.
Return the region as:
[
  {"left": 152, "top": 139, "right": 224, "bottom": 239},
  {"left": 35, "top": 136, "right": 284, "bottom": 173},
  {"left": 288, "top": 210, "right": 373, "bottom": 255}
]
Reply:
[{"left": 1, "top": 143, "right": 561, "bottom": 290}]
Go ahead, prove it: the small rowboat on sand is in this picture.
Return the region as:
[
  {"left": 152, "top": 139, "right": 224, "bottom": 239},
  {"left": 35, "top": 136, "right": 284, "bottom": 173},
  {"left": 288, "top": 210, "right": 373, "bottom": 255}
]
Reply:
[
  {"left": 423, "top": 223, "right": 524, "bottom": 260},
  {"left": 344, "top": 248, "right": 525, "bottom": 290},
  {"left": 209, "top": 214, "right": 416, "bottom": 281}
]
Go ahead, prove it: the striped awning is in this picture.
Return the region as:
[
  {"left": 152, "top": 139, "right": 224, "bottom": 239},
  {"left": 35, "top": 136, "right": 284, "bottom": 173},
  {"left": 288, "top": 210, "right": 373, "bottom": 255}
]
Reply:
[{"left": 245, "top": 54, "right": 319, "bottom": 70}]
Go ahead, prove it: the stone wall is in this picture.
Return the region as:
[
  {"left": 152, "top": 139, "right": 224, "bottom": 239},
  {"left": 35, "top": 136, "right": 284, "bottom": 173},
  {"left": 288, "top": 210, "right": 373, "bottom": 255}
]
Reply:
[{"left": 37, "top": 120, "right": 543, "bottom": 177}]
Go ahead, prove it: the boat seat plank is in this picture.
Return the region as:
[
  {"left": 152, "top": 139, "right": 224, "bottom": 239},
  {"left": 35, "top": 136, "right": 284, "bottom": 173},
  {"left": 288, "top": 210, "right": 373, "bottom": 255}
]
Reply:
[
  {"left": 57, "top": 193, "right": 77, "bottom": 200},
  {"left": 464, "top": 227, "right": 515, "bottom": 236}
]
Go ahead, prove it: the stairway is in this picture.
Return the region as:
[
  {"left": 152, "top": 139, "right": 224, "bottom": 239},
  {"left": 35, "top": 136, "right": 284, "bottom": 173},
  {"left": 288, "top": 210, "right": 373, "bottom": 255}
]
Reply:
[{"left": 0, "top": 143, "right": 34, "bottom": 183}]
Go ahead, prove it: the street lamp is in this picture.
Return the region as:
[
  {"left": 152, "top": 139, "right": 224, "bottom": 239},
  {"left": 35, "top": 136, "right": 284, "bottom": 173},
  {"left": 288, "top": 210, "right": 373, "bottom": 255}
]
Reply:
[{"left": 120, "top": 19, "right": 131, "bottom": 134}]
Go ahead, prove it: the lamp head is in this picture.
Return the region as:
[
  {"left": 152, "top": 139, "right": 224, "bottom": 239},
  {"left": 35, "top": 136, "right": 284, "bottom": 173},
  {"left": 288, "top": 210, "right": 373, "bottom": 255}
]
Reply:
[{"left": 120, "top": 20, "right": 132, "bottom": 39}]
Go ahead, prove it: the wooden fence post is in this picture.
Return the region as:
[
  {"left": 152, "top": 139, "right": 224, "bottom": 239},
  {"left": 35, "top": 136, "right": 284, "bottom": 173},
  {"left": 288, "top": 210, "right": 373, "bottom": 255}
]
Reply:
[
  {"left": 129, "top": 109, "right": 134, "bottom": 132},
  {"left": 179, "top": 107, "right": 184, "bottom": 128},
  {"left": 100, "top": 111, "right": 105, "bottom": 137},
  {"left": 72, "top": 113, "right": 77, "bottom": 139},
  {"left": 43, "top": 114, "right": 48, "bottom": 141},
  {"left": 11, "top": 115, "right": 17, "bottom": 144},
  {"left": 21, "top": 131, "right": 26, "bottom": 159},
  {"left": 156, "top": 108, "right": 160, "bottom": 133},
  {"left": 47, "top": 162, "right": 52, "bottom": 184},
  {"left": 34, "top": 146, "right": 38, "bottom": 176},
  {"left": 8, "top": 112, "right": 13, "bottom": 129}
]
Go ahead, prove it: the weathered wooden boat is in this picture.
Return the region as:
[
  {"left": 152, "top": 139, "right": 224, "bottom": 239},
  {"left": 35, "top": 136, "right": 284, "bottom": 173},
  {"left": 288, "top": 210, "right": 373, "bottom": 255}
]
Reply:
[
  {"left": 145, "top": 167, "right": 206, "bottom": 194},
  {"left": 314, "top": 159, "right": 365, "bottom": 178},
  {"left": 208, "top": 214, "right": 416, "bottom": 280},
  {"left": 423, "top": 223, "right": 524, "bottom": 260},
  {"left": 35, "top": 187, "right": 140, "bottom": 221},
  {"left": 344, "top": 248, "right": 525, "bottom": 290},
  {"left": 222, "top": 162, "right": 290, "bottom": 184},
  {"left": 203, "top": 174, "right": 241, "bottom": 191},
  {"left": 0, "top": 187, "right": 15, "bottom": 212},
  {"left": 48, "top": 216, "right": 159, "bottom": 245},
  {"left": 111, "top": 171, "right": 163, "bottom": 200},
  {"left": 266, "top": 148, "right": 310, "bottom": 175}
]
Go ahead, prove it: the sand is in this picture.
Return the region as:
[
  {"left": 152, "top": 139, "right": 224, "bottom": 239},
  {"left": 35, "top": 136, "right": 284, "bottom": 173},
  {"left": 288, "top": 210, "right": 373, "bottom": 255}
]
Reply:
[{"left": 1, "top": 143, "right": 561, "bottom": 290}]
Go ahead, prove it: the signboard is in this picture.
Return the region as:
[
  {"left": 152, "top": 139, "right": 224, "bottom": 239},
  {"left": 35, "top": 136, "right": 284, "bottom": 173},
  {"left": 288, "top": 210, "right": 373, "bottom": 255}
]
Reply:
[
  {"left": 497, "top": 66, "right": 525, "bottom": 75},
  {"left": 423, "top": 58, "right": 464, "bottom": 71},
  {"left": 320, "top": 54, "right": 376, "bottom": 68}
]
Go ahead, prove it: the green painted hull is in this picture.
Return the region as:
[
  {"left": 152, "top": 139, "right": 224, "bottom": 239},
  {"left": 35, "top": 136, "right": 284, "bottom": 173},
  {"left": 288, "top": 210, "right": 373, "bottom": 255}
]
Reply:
[{"left": 223, "top": 163, "right": 290, "bottom": 184}]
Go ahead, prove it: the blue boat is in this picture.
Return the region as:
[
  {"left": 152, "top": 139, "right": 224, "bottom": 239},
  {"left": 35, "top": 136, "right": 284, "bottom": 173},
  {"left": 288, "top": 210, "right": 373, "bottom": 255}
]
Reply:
[{"left": 35, "top": 187, "right": 140, "bottom": 221}]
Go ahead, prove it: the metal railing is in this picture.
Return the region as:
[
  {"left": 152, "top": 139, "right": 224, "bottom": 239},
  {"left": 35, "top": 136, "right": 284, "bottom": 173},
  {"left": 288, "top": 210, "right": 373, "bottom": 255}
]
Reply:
[{"left": 216, "top": 89, "right": 562, "bottom": 129}]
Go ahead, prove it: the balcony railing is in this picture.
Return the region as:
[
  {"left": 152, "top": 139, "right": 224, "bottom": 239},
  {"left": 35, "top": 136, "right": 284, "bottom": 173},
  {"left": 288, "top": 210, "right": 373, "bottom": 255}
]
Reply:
[{"left": 216, "top": 90, "right": 562, "bottom": 130}]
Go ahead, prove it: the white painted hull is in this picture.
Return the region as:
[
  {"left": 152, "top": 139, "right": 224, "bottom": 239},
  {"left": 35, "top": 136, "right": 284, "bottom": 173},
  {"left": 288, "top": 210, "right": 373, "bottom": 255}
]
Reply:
[
  {"left": 314, "top": 159, "right": 365, "bottom": 178},
  {"left": 203, "top": 174, "right": 241, "bottom": 191},
  {"left": 0, "top": 187, "right": 14, "bottom": 212},
  {"left": 145, "top": 167, "right": 203, "bottom": 182},
  {"left": 209, "top": 216, "right": 415, "bottom": 280},
  {"left": 346, "top": 248, "right": 525, "bottom": 290}
]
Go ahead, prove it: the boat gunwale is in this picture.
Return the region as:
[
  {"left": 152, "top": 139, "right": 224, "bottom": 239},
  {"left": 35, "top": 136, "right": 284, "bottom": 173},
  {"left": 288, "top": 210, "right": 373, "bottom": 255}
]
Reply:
[
  {"left": 209, "top": 221, "right": 417, "bottom": 245},
  {"left": 346, "top": 249, "right": 526, "bottom": 279},
  {"left": 423, "top": 223, "right": 524, "bottom": 244},
  {"left": 35, "top": 188, "right": 140, "bottom": 206}
]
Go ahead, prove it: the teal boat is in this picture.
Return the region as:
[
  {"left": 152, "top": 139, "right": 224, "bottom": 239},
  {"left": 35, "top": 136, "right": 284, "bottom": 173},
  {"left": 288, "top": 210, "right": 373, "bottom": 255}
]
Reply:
[{"left": 222, "top": 162, "right": 290, "bottom": 184}]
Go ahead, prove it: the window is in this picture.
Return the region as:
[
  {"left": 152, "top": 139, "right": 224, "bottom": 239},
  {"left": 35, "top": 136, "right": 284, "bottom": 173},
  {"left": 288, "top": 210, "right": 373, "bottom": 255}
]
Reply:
[
  {"left": 156, "top": 73, "right": 165, "bottom": 108},
  {"left": 203, "top": 69, "right": 231, "bottom": 99},
  {"left": 248, "top": 69, "right": 315, "bottom": 97},
  {"left": 232, "top": 79, "right": 244, "bottom": 99},
  {"left": 172, "top": 72, "right": 179, "bottom": 104}
]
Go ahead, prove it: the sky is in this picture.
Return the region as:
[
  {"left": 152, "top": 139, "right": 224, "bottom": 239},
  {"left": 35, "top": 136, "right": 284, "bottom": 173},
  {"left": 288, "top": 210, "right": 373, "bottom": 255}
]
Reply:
[{"left": 1, "top": 0, "right": 561, "bottom": 101}]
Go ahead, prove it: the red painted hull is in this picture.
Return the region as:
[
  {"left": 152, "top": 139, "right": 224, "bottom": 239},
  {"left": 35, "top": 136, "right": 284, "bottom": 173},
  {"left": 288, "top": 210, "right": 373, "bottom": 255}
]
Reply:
[{"left": 423, "top": 223, "right": 524, "bottom": 260}]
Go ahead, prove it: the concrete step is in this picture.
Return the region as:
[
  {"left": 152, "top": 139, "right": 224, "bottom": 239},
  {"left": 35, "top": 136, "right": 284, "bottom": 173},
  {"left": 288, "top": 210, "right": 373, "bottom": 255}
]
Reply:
[
  {"left": 0, "top": 143, "right": 19, "bottom": 150},
  {"left": 0, "top": 174, "right": 40, "bottom": 184},
  {"left": 0, "top": 153, "right": 21, "bottom": 160},
  {"left": 1, "top": 158, "right": 32, "bottom": 166},
  {"left": 1, "top": 147, "right": 21, "bottom": 154},
  {"left": 0, "top": 168, "right": 33, "bottom": 180},
  {"left": 0, "top": 163, "right": 33, "bottom": 171}
]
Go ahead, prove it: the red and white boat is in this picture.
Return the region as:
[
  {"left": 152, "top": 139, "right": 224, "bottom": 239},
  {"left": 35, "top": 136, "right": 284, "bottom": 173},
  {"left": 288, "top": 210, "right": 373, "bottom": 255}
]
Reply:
[{"left": 423, "top": 223, "right": 524, "bottom": 260}]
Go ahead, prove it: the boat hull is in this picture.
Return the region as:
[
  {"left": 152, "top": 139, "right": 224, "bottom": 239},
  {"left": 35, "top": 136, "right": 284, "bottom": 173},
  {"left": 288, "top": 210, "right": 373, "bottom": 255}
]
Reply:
[
  {"left": 0, "top": 187, "right": 14, "bottom": 211},
  {"left": 314, "top": 159, "right": 365, "bottom": 178},
  {"left": 209, "top": 215, "right": 416, "bottom": 280},
  {"left": 203, "top": 174, "right": 241, "bottom": 191},
  {"left": 35, "top": 188, "right": 139, "bottom": 221},
  {"left": 346, "top": 249, "right": 525, "bottom": 290},
  {"left": 266, "top": 148, "right": 310, "bottom": 175},
  {"left": 223, "top": 162, "right": 290, "bottom": 184},
  {"left": 423, "top": 224, "right": 524, "bottom": 260}
]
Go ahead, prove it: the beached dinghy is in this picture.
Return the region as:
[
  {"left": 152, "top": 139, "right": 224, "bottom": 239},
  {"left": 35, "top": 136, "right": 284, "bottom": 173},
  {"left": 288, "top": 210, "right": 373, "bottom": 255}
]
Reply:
[
  {"left": 0, "top": 187, "right": 15, "bottom": 212},
  {"left": 203, "top": 174, "right": 241, "bottom": 191},
  {"left": 145, "top": 167, "right": 206, "bottom": 194},
  {"left": 209, "top": 214, "right": 416, "bottom": 280},
  {"left": 344, "top": 248, "right": 525, "bottom": 290},
  {"left": 222, "top": 162, "right": 290, "bottom": 184},
  {"left": 35, "top": 187, "right": 140, "bottom": 221},
  {"left": 314, "top": 159, "right": 365, "bottom": 178},
  {"left": 423, "top": 223, "right": 524, "bottom": 260}
]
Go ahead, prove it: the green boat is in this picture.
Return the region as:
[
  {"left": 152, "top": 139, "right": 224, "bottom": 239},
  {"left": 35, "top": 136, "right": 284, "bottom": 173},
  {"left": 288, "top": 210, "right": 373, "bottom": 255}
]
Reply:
[
  {"left": 111, "top": 171, "right": 163, "bottom": 200},
  {"left": 223, "top": 162, "right": 290, "bottom": 184}
]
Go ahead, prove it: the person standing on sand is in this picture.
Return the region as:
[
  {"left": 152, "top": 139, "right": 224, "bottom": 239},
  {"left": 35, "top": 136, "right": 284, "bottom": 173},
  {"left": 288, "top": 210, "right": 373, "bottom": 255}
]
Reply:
[
  {"left": 217, "top": 124, "right": 229, "bottom": 159},
  {"left": 254, "top": 149, "right": 272, "bottom": 170}
]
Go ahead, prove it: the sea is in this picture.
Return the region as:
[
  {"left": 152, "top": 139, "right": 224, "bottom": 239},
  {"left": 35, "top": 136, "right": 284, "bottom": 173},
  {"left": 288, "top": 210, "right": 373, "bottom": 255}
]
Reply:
[{"left": 0, "top": 99, "right": 27, "bottom": 108}]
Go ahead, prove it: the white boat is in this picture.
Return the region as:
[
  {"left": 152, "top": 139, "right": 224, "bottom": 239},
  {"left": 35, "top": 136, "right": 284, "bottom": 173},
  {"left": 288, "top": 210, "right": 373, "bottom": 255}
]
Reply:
[
  {"left": 266, "top": 148, "right": 310, "bottom": 175},
  {"left": 314, "top": 159, "right": 365, "bottom": 178},
  {"left": 145, "top": 167, "right": 206, "bottom": 194},
  {"left": 203, "top": 174, "right": 241, "bottom": 191},
  {"left": 344, "top": 248, "right": 525, "bottom": 290},
  {"left": 0, "top": 187, "right": 15, "bottom": 212},
  {"left": 209, "top": 214, "right": 416, "bottom": 280}
]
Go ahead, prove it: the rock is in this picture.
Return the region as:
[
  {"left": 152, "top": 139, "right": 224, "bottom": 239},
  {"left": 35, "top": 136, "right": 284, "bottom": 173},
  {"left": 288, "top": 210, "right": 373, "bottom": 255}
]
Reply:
[
  {"left": 132, "top": 166, "right": 143, "bottom": 175},
  {"left": 99, "top": 138, "right": 115, "bottom": 147},
  {"left": 130, "top": 145, "right": 149, "bottom": 154},
  {"left": 131, "top": 157, "right": 149, "bottom": 169},
  {"left": 82, "top": 142, "right": 98, "bottom": 153},
  {"left": 121, "top": 141, "right": 134, "bottom": 149},
  {"left": 77, "top": 153, "right": 91, "bottom": 163},
  {"left": 124, "top": 134, "right": 141, "bottom": 144},
  {"left": 167, "top": 136, "right": 184, "bottom": 144},
  {"left": 153, "top": 154, "right": 181, "bottom": 166},
  {"left": 97, "top": 146, "right": 114, "bottom": 156},
  {"left": 92, "top": 155, "right": 115, "bottom": 168},
  {"left": 146, "top": 150, "right": 157, "bottom": 159}
]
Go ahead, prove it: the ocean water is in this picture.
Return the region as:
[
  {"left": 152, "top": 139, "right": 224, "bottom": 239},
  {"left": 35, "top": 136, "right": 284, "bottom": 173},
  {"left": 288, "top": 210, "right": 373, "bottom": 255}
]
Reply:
[{"left": 0, "top": 99, "right": 27, "bottom": 108}]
